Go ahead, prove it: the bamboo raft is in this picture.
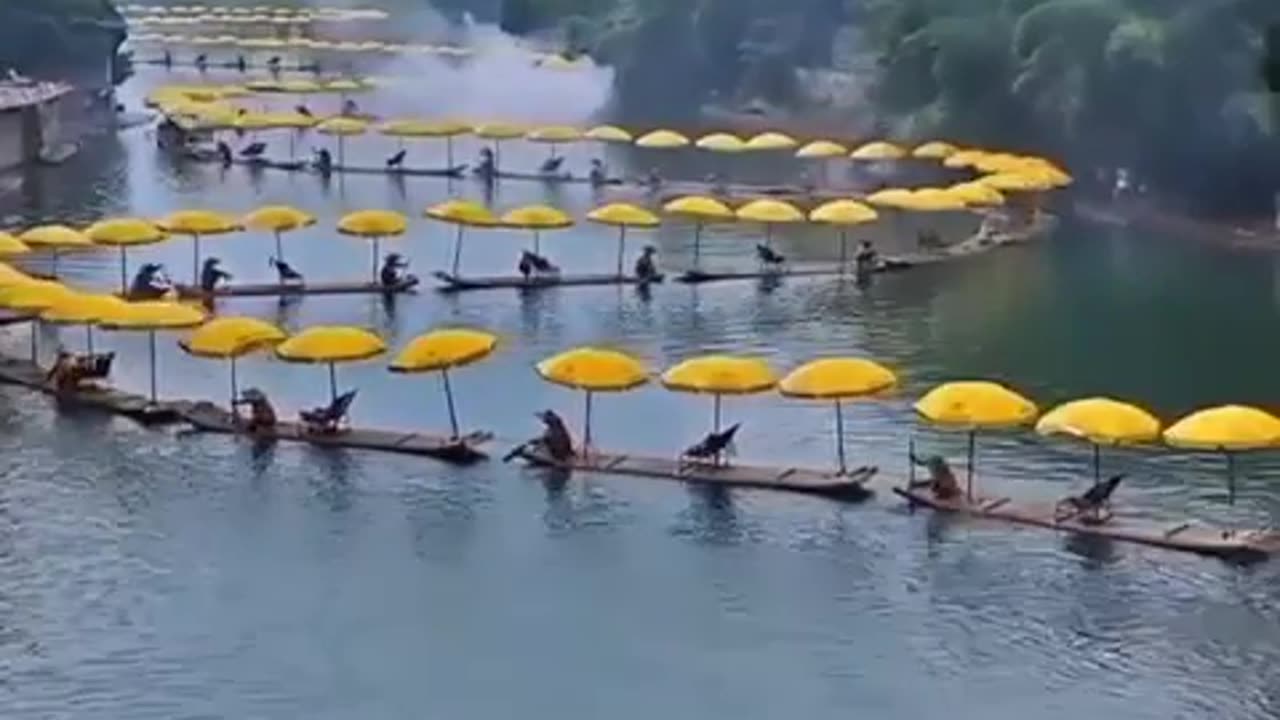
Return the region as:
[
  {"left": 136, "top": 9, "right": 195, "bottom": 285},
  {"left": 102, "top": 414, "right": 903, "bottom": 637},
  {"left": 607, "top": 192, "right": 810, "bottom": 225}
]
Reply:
[
  {"left": 163, "top": 277, "right": 420, "bottom": 300},
  {"left": 0, "top": 356, "right": 186, "bottom": 425},
  {"left": 676, "top": 259, "right": 919, "bottom": 284},
  {"left": 138, "top": 59, "right": 321, "bottom": 72},
  {"left": 181, "top": 401, "right": 492, "bottom": 464},
  {"left": 433, "top": 271, "right": 663, "bottom": 292},
  {"left": 510, "top": 445, "right": 877, "bottom": 500},
  {"left": 893, "top": 486, "right": 1280, "bottom": 560}
]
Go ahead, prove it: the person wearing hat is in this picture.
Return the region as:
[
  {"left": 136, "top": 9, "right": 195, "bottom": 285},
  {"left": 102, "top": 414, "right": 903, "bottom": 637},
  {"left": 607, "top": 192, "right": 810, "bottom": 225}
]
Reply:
[
  {"left": 503, "top": 409, "right": 575, "bottom": 463},
  {"left": 634, "top": 245, "right": 659, "bottom": 282},
  {"left": 907, "top": 452, "right": 961, "bottom": 500},
  {"left": 200, "top": 257, "right": 232, "bottom": 293},
  {"left": 129, "top": 263, "right": 172, "bottom": 300},
  {"left": 379, "top": 253, "right": 412, "bottom": 288},
  {"left": 232, "top": 388, "right": 277, "bottom": 435}
]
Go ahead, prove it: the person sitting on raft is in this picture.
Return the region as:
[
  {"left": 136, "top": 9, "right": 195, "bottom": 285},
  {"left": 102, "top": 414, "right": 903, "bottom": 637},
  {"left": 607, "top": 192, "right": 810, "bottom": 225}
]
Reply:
[
  {"left": 313, "top": 147, "right": 333, "bottom": 174},
  {"left": 908, "top": 452, "right": 962, "bottom": 500},
  {"left": 45, "top": 350, "right": 88, "bottom": 394},
  {"left": 194, "top": 54, "right": 208, "bottom": 73},
  {"left": 129, "top": 263, "right": 172, "bottom": 300},
  {"left": 518, "top": 250, "right": 559, "bottom": 281},
  {"left": 854, "top": 240, "right": 878, "bottom": 275},
  {"left": 589, "top": 158, "right": 607, "bottom": 187},
  {"left": 232, "top": 387, "right": 277, "bottom": 435},
  {"left": 200, "top": 257, "right": 232, "bottom": 293},
  {"left": 510, "top": 410, "right": 575, "bottom": 462},
  {"left": 235, "top": 55, "right": 247, "bottom": 73},
  {"left": 634, "top": 245, "right": 659, "bottom": 281},
  {"left": 475, "top": 147, "right": 496, "bottom": 180},
  {"left": 216, "top": 140, "right": 234, "bottom": 167},
  {"left": 645, "top": 167, "right": 662, "bottom": 189},
  {"left": 379, "top": 253, "right": 413, "bottom": 288},
  {"left": 341, "top": 98, "right": 360, "bottom": 117},
  {"left": 539, "top": 154, "right": 565, "bottom": 176},
  {"left": 266, "top": 56, "right": 281, "bottom": 75}
]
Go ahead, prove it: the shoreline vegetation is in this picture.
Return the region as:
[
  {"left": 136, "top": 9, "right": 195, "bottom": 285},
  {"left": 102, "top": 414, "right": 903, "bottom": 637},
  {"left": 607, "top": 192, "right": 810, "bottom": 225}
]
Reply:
[
  {"left": 0, "top": 1, "right": 126, "bottom": 80},
  {"left": 478, "top": 0, "right": 1280, "bottom": 226}
]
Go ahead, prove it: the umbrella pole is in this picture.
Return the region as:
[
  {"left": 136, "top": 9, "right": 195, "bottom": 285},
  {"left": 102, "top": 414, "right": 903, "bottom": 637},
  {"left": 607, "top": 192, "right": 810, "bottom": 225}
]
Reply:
[
  {"left": 441, "top": 368, "right": 460, "bottom": 438},
  {"left": 192, "top": 233, "right": 201, "bottom": 286},
  {"left": 616, "top": 226, "right": 626, "bottom": 277},
  {"left": 338, "top": 137, "right": 345, "bottom": 167},
  {"left": 835, "top": 399, "right": 847, "bottom": 475},
  {"left": 229, "top": 356, "right": 238, "bottom": 411},
  {"left": 51, "top": 248, "right": 59, "bottom": 278},
  {"left": 966, "top": 430, "right": 976, "bottom": 500},
  {"left": 29, "top": 321, "right": 38, "bottom": 364},
  {"left": 712, "top": 394, "right": 723, "bottom": 465},
  {"left": 451, "top": 226, "right": 464, "bottom": 277},
  {"left": 274, "top": 230, "right": 284, "bottom": 261},
  {"left": 119, "top": 247, "right": 128, "bottom": 294},
  {"left": 148, "top": 330, "right": 158, "bottom": 404},
  {"left": 765, "top": 224, "right": 772, "bottom": 249},
  {"left": 446, "top": 137, "right": 453, "bottom": 169},
  {"left": 533, "top": 230, "right": 541, "bottom": 256},
  {"left": 1093, "top": 444, "right": 1101, "bottom": 483},
  {"left": 839, "top": 230, "right": 848, "bottom": 273},
  {"left": 493, "top": 141, "right": 501, "bottom": 173},
  {"left": 328, "top": 362, "right": 338, "bottom": 404},
  {"left": 1227, "top": 451, "right": 1236, "bottom": 504},
  {"left": 583, "top": 390, "right": 593, "bottom": 458},
  {"left": 85, "top": 325, "right": 94, "bottom": 355},
  {"left": 693, "top": 224, "right": 702, "bottom": 270},
  {"left": 371, "top": 236, "right": 380, "bottom": 282}
]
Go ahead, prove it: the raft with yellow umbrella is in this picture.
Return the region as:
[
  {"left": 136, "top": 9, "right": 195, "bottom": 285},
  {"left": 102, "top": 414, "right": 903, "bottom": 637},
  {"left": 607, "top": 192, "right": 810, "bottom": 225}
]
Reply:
[
  {"left": 508, "top": 351, "right": 873, "bottom": 498},
  {"left": 184, "top": 325, "right": 493, "bottom": 463},
  {"left": 896, "top": 392, "right": 1280, "bottom": 559}
]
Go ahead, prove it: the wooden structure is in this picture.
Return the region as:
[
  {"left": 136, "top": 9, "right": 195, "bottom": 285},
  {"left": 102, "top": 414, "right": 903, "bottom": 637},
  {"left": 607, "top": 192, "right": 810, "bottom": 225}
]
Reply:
[
  {"left": 163, "top": 277, "right": 420, "bottom": 300},
  {"left": 181, "top": 401, "right": 491, "bottom": 464},
  {"left": 893, "top": 486, "right": 1280, "bottom": 561},
  {"left": 0, "top": 355, "right": 185, "bottom": 424},
  {"left": 433, "top": 271, "right": 662, "bottom": 292},
  {"left": 511, "top": 445, "right": 877, "bottom": 500}
]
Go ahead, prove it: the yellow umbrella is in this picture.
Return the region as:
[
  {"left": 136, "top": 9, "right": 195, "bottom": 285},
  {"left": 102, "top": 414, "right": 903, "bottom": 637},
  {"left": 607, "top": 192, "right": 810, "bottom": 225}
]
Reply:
[
  {"left": 536, "top": 347, "right": 649, "bottom": 454},
  {"left": 635, "top": 129, "right": 690, "bottom": 149},
  {"left": 99, "top": 301, "right": 206, "bottom": 403},
  {"left": 735, "top": 199, "right": 804, "bottom": 248},
  {"left": 911, "top": 141, "right": 959, "bottom": 159},
  {"left": 85, "top": 218, "right": 169, "bottom": 292},
  {"left": 946, "top": 182, "right": 1005, "bottom": 207},
  {"left": 157, "top": 210, "right": 242, "bottom": 285},
  {"left": 915, "top": 381, "right": 1039, "bottom": 498},
  {"left": 662, "top": 195, "right": 734, "bottom": 271},
  {"left": 864, "top": 188, "right": 916, "bottom": 210},
  {"left": 780, "top": 357, "right": 897, "bottom": 474},
  {"left": 425, "top": 200, "right": 500, "bottom": 277},
  {"left": 0, "top": 262, "right": 35, "bottom": 288},
  {"left": 40, "top": 292, "right": 127, "bottom": 355},
  {"left": 795, "top": 140, "right": 848, "bottom": 159},
  {"left": 695, "top": 132, "right": 746, "bottom": 153},
  {"left": 276, "top": 325, "right": 386, "bottom": 404},
  {"left": 906, "top": 188, "right": 969, "bottom": 213},
  {"left": 586, "top": 203, "right": 660, "bottom": 277},
  {"left": 662, "top": 355, "right": 778, "bottom": 443},
  {"left": 1164, "top": 405, "right": 1280, "bottom": 503},
  {"left": 316, "top": 116, "right": 368, "bottom": 166},
  {"left": 18, "top": 225, "right": 91, "bottom": 277},
  {"left": 743, "top": 131, "right": 798, "bottom": 151},
  {"left": 337, "top": 210, "right": 409, "bottom": 281},
  {"left": 242, "top": 205, "right": 316, "bottom": 263},
  {"left": 0, "top": 280, "right": 74, "bottom": 362},
  {"left": 378, "top": 119, "right": 470, "bottom": 166},
  {"left": 981, "top": 172, "right": 1055, "bottom": 193},
  {"left": 475, "top": 122, "right": 525, "bottom": 171},
  {"left": 390, "top": 328, "right": 498, "bottom": 437},
  {"left": 850, "top": 141, "right": 907, "bottom": 161},
  {"left": 1037, "top": 398, "right": 1161, "bottom": 482},
  {"left": 809, "top": 200, "right": 879, "bottom": 270},
  {"left": 500, "top": 204, "right": 573, "bottom": 256},
  {"left": 943, "top": 149, "right": 988, "bottom": 169},
  {"left": 584, "top": 125, "right": 632, "bottom": 144},
  {"left": 526, "top": 125, "right": 582, "bottom": 159},
  {"left": 179, "top": 316, "right": 286, "bottom": 408},
  {"left": 0, "top": 232, "right": 31, "bottom": 258}
]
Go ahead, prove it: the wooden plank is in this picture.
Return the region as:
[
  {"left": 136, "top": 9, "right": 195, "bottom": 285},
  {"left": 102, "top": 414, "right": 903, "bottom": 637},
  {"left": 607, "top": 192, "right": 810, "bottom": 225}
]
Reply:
[
  {"left": 892, "top": 486, "right": 1280, "bottom": 560},
  {"left": 167, "top": 277, "right": 420, "bottom": 299},
  {"left": 0, "top": 356, "right": 185, "bottom": 425},
  {"left": 511, "top": 446, "right": 876, "bottom": 500},
  {"left": 433, "top": 271, "right": 663, "bottom": 292},
  {"left": 180, "top": 401, "right": 491, "bottom": 465}
]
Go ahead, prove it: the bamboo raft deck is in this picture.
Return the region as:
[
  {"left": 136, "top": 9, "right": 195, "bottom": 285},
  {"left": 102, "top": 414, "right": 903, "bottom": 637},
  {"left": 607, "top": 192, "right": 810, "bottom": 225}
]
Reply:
[
  {"left": 675, "top": 259, "right": 919, "bottom": 284},
  {"left": 164, "top": 277, "right": 420, "bottom": 299},
  {"left": 182, "top": 402, "right": 491, "bottom": 464},
  {"left": 433, "top": 271, "right": 663, "bottom": 292},
  {"left": 0, "top": 356, "right": 186, "bottom": 425},
  {"left": 511, "top": 446, "right": 877, "bottom": 500},
  {"left": 893, "top": 486, "right": 1280, "bottom": 560}
]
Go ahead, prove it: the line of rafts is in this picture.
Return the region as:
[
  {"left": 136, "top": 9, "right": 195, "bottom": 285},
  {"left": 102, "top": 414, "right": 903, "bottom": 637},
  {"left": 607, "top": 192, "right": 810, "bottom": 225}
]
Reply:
[
  {"left": 0, "top": 294, "right": 1275, "bottom": 562},
  {"left": 0, "top": 194, "right": 1030, "bottom": 301}
]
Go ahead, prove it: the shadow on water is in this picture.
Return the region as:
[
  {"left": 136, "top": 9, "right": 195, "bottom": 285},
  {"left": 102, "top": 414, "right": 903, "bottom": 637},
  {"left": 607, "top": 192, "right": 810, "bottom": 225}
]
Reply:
[
  {"left": 671, "top": 484, "right": 748, "bottom": 546},
  {"left": 303, "top": 447, "right": 356, "bottom": 514},
  {"left": 1062, "top": 533, "right": 1121, "bottom": 568}
]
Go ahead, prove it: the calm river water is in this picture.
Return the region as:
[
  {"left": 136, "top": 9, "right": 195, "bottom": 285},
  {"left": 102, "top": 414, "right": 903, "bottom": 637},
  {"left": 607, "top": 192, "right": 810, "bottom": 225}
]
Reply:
[{"left": 1, "top": 60, "right": 1280, "bottom": 719}]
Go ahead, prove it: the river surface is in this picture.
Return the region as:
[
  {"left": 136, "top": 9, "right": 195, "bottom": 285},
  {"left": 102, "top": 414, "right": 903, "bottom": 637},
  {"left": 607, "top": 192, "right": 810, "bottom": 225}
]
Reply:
[{"left": 1, "top": 60, "right": 1280, "bottom": 719}]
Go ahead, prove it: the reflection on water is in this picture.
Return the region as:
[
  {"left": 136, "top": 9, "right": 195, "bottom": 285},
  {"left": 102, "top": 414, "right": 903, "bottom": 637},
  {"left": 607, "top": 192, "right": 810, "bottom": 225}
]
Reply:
[{"left": 1, "top": 64, "right": 1280, "bottom": 719}]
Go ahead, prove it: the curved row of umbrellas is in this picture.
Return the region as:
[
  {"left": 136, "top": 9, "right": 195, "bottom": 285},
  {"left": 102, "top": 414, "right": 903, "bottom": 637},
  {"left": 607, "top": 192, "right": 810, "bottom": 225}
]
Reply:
[
  {"left": 133, "top": 33, "right": 478, "bottom": 59},
  {"left": 0, "top": 191, "right": 982, "bottom": 293},
  {"left": 122, "top": 4, "right": 388, "bottom": 21}
]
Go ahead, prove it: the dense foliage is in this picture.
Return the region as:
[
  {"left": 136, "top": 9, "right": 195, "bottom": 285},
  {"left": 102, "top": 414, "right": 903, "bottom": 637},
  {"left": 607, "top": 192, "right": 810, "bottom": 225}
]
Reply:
[{"left": 0, "top": 0, "right": 126, "bottom": 78}]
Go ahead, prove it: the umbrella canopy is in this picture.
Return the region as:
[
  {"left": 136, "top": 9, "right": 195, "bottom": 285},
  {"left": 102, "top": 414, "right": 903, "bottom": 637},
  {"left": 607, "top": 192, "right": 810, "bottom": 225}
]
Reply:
[
  {"left": 695, "top": 132, "right": 747, "bottom": 153},
  {"left": 635, "top": 129, "right": 690, "bottom": 149},
  {"left": 663, "top": 355, "right": 777, "bottom": 436},
  {"left": 0, "top": 280, "right": 73, "bottom": 312},
  {"left": 338, "top": 209, "right": 408, "bottom": 279},
  {"left": 1164, "top": 405, "right": 1280, "bottom": 503},
  {"left": 981, "top": 172, "right": 1057, "bottom": 193},
  {"left": 40, "top": 292, "right": 126, "bottom": 352},
  {"left": 795, "top": 140, "right": 848, "bottom": 159},
  {"left": 100, "top": 301, "right": 207, "bottom": 403},
  {"left": 588, "top": 203, "right": 660, "bottom": 276},
  {"left": 158, "top": 210, "right": 242, "bottom": 285},
  {"left": 0, "top": 232, "right": 30, "bottom": 257},
  {"left": 850, "top": 141, "right": 907, "bottom": 161},
  {"left": 180, "top": 316, "right": 287, "bottom": 407},
  {"left": 379, "top": 119, "right": 464, "bottom": 137},
  {"left": 18, "top": 225, "right": 91, "bottom": 250},
  {"left": 905, "top": 188, "right": 969, "bottom": 212},
  {"left": 277, "top": 325, "right": 387, "bottom": 403},
  {"left": 911, "top": 141, "right": 959, "bottom": 159},
  {"left": 943, "top": 149, "right": 988, "bottom": 169},
  {"left": 316, "top": 117, "right": 368, "bottom": 166},
  {"left": 1164, "top": 405, "right": 1280, "bottom": 451},
  {"left": 537, "top": 346, "right": 649, "bottom": 453},
  {"left": 663, "top": 195, "right": 734, "bottom": 270},
  {"left": 426, "top": 200, "right": 501, "bottom": 277},
  {"left": 1037, "top": 397, "right": 1161, "bottom": 481},
  {"left": 0, "top": 262, "right": 33, "bottom": 287},
  {"left": 915, "top": 380, "right": 1038, "bottom": 498},
  {"left": 780, "top": 357, "right": 897, "bottom": 474},
  {"left": 474, "top": 122, "right": 525, "bottom": 140},
  {"left": 84, "top": 218, "right": 166, "bottom": 247},
  {"left": 946, "top": 182, "right": 1005, "bottom": 207},
  {"left": 526, "top": 125, "right": 582, "bottom": 143},
  {"left": 584, "top": 125, "right": 633, "bottom": 143},
  {"left": 243, "top": 205, "right": 316, "bottom": 262},
  {"left": 390, "top": 328, "right": 499, "bottom": 437},
  {"left": 501, "top": 204, "right": 572, "bottom": 255},
  {"left": 810, "top": 200, "right": 879, "bottom": 268},
  {"left": 744, "top": 131, "right": 798, "bottom": 151},
  {"left": 864, "top": 188, "right": 917, "bottom": 209}
]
